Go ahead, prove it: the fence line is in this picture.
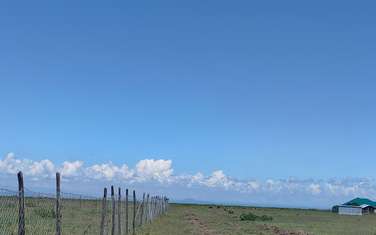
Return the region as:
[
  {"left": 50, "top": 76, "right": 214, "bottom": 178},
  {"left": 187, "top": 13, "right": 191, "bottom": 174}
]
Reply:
[{"left": 0, "top": 171, "right": 169, "bottom": 235}]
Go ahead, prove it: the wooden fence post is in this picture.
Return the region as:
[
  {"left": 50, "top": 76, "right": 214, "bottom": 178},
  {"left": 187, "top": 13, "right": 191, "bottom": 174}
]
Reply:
[
  {"left": 132, "top": 190, "right": 136, "bottom": 235},
  {"left": 111, "top": 186, "right": 115, "bottom": 235},
  {"left": 162, "top": 196, "right": 164, "bottom": 214},
  {"left": 17, "top": 171, "right": 25, "bottom": 235},
  {"left": 153, "top": 196, "right": 156, "bottom": 219},
  {"left": 150, "top": 197, "right": 153, "bottom": 221},
  {"left": 55, "top": 172, "right": 62, "bottom": 235},
  {"left": 140, "top": 193, "right": 145, "bottom": 226},
  {"left": 100, "top": 188, "right": 108, "bottom": 235},
  {"left": 117, "top": 188, "right": 121, "bottom": 235},
  {"left": 125, "top": 189, "right": 128, "bottom": 235},
  {"left": 146, "top": 194, "right": 150, "bottom": 223}
]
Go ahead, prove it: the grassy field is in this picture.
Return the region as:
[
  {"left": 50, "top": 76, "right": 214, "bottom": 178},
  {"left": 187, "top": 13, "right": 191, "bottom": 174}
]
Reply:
[
  {"left": 138, "top": 204, "right": 376, "bottom": 235},
  {"left": 0, "top": 196, "right": 139, "bottom": 235},
  {"left": 3, "top": 197, "right": 376, "bottom": 235}
]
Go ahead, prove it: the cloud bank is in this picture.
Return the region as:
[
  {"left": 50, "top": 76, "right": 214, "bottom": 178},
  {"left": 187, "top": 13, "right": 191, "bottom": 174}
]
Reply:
[{"left": 1, "top": 152, "right": 375, "bottom": 208}]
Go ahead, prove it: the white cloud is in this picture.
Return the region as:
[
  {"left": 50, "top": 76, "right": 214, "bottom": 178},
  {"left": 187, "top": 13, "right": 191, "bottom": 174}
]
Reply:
[
  {"left": 0, "top": 152, "right": 55, "bottom": 178},
  {"left": 60, "top": 161, "right": 83, "bottom": 177},
  {"left": 85, "top": 163, "right": 133, "bottom": 180},
  {"left": 2, "top": 152, "right": 376, "bottom": 208},
  {"left": 308, "top": 183, "right": 321, "bottom": 195},
  {"left": 135, "top": 159, "right": 173, "bottom": 182}
]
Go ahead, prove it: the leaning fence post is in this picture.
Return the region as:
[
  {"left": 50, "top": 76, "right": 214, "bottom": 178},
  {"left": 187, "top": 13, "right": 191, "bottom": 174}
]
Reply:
[
  {"left": 140, "top": 193, "right": 145, "bottom": 225},
  {"left": 117, "top": 188, "right": 121, "bottom": 235},
  {"left": 55, "top": 172, "right": 62, "bottom": 235},
  {"left": 100, "top": 188, "right": 108, "bottom": 235},
  {"left": 111, "top": 186, "right": 115, "bottom": 235},
  {"left": 132, "top": 190, "right": 136, "bottom": 235},
  {"left": 17, "top": 171, "right": 25, "bottom": 235},
  {"left": 125, "top": 189, "right": 129, "bottom": 235}
]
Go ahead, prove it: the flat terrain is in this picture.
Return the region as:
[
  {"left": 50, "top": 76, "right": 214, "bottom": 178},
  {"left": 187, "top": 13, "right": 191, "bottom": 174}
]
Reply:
[
  {"left": 139, "top": 204, "right": 376, "bottom": 235},
  {"left": 3, "top": 197, "right": 376, "bottom": 235},
  {"left": 0, "top": 197, "right": 139, "bottom": 234}
]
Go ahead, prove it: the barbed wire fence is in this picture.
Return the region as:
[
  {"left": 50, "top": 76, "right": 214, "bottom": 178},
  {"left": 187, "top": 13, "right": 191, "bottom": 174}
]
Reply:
[{"left": 0, "top": 171, "right": 169, "bottom": 235}]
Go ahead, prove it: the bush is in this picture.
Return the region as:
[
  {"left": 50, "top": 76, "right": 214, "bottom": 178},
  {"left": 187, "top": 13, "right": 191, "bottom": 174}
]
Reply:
[
  {"left": 34, "top": 207, "right": 56, "bottom": 219},
  {"left": 260, "top": 215, "right": 273, "bottom": 221},
  {"left": 240, "top": 212, "right": 272, "bottom": 221}
]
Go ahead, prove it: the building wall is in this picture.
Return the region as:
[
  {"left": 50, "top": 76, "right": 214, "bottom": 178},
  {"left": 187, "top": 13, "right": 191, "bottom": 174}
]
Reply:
[{"left": 338, "top": 206, "right": 362, "bottom": 215}]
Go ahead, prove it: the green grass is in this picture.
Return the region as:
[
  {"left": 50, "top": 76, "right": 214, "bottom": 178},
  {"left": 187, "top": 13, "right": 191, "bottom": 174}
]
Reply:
[
  {"left": 3, "top": 198, "right": 376, "bottom": 235},
  {"left": 138, "top": 204, "right": 376, "bottom": 235},
  {"left": 0, "top": 196, "right": 138, "bottom": 235}
]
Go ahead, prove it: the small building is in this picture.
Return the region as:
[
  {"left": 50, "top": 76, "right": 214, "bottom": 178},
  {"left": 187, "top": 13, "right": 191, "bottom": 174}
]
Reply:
[{"left": 335, "top": 198, "right": 376, "bottom": 216}]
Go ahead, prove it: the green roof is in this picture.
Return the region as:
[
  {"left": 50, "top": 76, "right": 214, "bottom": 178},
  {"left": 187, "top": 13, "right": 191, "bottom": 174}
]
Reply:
[{"left": 343, "top": 198, "right": 376, "bottom": 207}]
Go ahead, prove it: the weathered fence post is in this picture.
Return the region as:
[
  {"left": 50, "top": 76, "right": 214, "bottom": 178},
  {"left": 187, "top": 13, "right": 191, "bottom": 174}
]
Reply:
[
  {"left": 17, "top": 171, "right": 25, "bottom": 235},
  {"left": 140, "top": 193, "right": 145, "bottom": 225},
  {"left": 100, "top": 188, "right": 108, "bottom": 235},
  {"left": 55, "top": 172, "right": 62, "bottom": 235},
  {"left": 117, "top": 188, "right": 121, "bottom": 235},
  {"left": 111, "top": 186, "right": 115, "bottom": 235},
  {"left": 150, "top": 197, "right": 154, "bottom": 221},
  {"left": 146, "top": 194, "right": 150, "bottom": 223},
  {"left": 125, "top": 189, "right": 129, "bottom": 235},
  {"left": 162, "top": 196, "right": 165, "bottom": 214},
  {"left": 132, "top": 190, "right": 136, "bottom": 235}
]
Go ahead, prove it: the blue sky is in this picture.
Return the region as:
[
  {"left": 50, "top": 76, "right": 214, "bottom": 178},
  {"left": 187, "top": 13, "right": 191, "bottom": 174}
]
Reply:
[{"left": 0, "top": 1, "right": 375, "bottom": 207}]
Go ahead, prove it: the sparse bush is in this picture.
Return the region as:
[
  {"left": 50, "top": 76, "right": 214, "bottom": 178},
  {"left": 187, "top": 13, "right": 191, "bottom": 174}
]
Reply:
[
  {"left": 240, "top": 212, "right": 272, "bottom": 221},
  {"left": 260, "top": 215, "right": 273, "bottom": 221},
  {"left": 34, "top": 207, "right": 56, "bottom": 219}
]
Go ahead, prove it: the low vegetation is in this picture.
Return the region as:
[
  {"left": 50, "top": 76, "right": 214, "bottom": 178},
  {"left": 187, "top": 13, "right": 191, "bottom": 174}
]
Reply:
[
  {"left": 239, "top": 212, "right": 273, "bottom": 221},
  {"left": 3, "top": 197, "right": 376, "bottom": 234},
  {"left": 138, "top": 204, "right": 376, "bottom": 235}
]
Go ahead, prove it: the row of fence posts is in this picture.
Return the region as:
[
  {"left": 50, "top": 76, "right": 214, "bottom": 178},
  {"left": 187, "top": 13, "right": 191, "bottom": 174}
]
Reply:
[
  {"left": 16, "top": 171, "right": 169, "bottom": 235},
  {"left": 99, "top": 185, "right": 169, "bottom": 235}
]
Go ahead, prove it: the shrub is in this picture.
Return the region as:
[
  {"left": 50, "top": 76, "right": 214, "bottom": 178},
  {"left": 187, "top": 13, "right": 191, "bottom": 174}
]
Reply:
[
  {"left": 240, "top": 212, "right": 272, "bottom": 221},
  {"left": 34, "top": 207, "right": 56, "bottom": 219}
]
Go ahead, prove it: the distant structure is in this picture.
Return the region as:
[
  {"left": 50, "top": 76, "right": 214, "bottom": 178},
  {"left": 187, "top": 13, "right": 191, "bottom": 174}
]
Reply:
[{"left": 332, "top": 198, "right": 376, "bottom": 216}]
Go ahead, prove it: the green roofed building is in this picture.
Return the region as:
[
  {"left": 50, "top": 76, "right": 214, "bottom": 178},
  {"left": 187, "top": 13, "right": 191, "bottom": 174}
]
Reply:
[
  {"left": 333, "top": 198, "right": 376, "bottom": 216},
  {"left": 343, "top": 198, "right": 376, "bottom": 207}
]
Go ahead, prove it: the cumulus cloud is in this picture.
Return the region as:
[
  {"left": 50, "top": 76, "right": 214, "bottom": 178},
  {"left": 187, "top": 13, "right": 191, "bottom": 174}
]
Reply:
[
  {"left": 1, "top": 152, "right": 376, "bottom": 207},
  {"left": 308, "top": 183, "right": 321, "bottom": 195},
  {"left": 135, "top": 159, "right": 173, "bottom": 182},
  {"left": 0, "top": 153, "right": 55, "bottom": 178},
  {"left": 86, "top": 163, "right": 133, "bottom": 180},
  {"left": 60, "top": 161, "right": 83, "bottom": 177}
]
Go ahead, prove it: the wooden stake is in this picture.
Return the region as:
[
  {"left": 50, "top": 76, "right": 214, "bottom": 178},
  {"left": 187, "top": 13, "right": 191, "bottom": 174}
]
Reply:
[
  {"left": 146, "top": 194, "right": 150, "bottom": 223},
  {"left": 55, "top": 172, "right": 62, "bottom": 235},
  {"left": 132, "top": 190, "right": 136, "bottom": 235},
  {"left": 111, "top": 186, "right": 115, "bottom": 235},
  {"left": 140, "top": 193, "right": 145, "bottom": 225},
  {"left": 125, "top": 189, "right": 129, "bottom": 235},
  {"left": 100, "top": 188, "right": 107, "bottom": 235},
  {"left": 117, "top": 188, "right": 121, "bottom": 235},
  {"left": 17, "top": 171, "right": 25, "bottom": 235}
]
